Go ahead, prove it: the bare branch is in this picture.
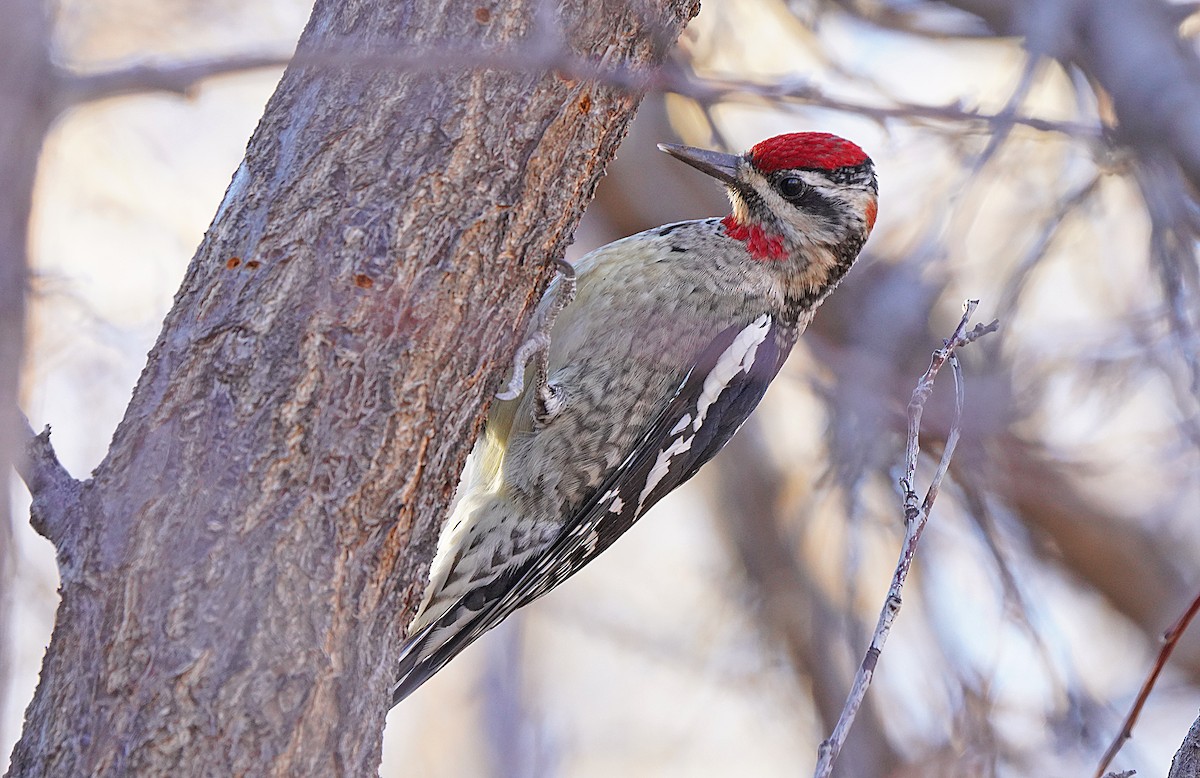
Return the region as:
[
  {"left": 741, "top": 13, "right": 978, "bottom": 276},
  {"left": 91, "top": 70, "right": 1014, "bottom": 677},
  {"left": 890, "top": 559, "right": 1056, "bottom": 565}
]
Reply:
[
  {"left": 993, "top": 172, "right": 1105, "bottom": 321},
  {"left": 943, "top": 0, "right": 1200, "bottom": 192},
  {"left": 813, "top": 300, "right": 999, "bottom": 778},
  {"left": 710, "top": 424, "right": 903, "bottom": 777},
  {"left": 966, "top": 54, "right": 1046, "bottom": 176},
  {"left": 54, "top": 43, "right": 1100, "bottom": 140},
  {"left": 1137, "top": 156, "right": 1200, "bottom": 399},
  {"left": 1095, "top": 588, "right": 1200, "bottom": 777},
  {"left": 684, "top": 72, "right": 1099, "bottom": 139},
  {"left": 55, "top": 53, "right": 292, "bottom": 108},
  {"left": 13, "top": 413, "right": 84, "bottom": 550},
  {"left": 818, "top": 0, "right": 995, "bottom": 40}
]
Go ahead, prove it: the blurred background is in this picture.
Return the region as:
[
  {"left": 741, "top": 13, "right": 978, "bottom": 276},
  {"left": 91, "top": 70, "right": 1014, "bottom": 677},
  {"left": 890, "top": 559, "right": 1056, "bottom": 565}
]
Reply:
[{"left": 7, "top": 1, "right": 1200, "bottom": 776}]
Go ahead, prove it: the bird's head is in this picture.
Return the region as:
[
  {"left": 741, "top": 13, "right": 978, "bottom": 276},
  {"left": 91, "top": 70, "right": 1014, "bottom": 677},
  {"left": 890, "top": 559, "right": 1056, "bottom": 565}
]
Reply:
[{"left": 659, "top": 132, "right": 877, "bottom": 263}]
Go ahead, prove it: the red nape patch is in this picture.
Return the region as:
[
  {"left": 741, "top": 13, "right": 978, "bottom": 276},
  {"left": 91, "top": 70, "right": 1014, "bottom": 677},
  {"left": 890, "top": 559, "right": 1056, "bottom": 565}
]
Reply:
[
  {"left": 750, "top": 132, "right": 869, "bottom": 173},
  {"left": 722, "top": 215, "right": 787, "bottom": 261}
]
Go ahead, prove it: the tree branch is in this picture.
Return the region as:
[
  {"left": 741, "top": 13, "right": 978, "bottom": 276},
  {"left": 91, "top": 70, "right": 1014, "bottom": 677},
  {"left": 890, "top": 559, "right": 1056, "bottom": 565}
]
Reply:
[
  {"left": 55, "top": 54, "right": 292, "bottom": 108},
  {"left": 814, "top": 300, "right": 999, "bottom": 778},
  {"left": 13, "top": 414, "right": 84, "bottom": 551},
  {"left": 711, "top": 424, "right": 902, "bottom": 778},
  {"left": 54, "top": 44, "right": 1099, "bottom": 140},
  {"left": 1096, "top": 588, "right": 1200, "bottom": 777},
  {"left": 943, "top": 0, "right": 1200, "bottom": 192}
]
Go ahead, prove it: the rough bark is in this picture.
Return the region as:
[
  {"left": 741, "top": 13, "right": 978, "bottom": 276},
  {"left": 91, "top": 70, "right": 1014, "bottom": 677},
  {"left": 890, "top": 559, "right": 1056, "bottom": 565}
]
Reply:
[
  {"left": 1170, "top": 713, "right": 1200, "bottom": 778},
  {"left": 7, "top": 0, "right": 699, "bottom": 774}
]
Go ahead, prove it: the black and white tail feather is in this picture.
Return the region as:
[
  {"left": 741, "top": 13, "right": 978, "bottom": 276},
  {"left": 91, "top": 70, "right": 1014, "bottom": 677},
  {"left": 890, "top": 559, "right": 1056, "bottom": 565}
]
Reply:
[{"left": 390, "top": 315, "right": 792, "bottom": 706}]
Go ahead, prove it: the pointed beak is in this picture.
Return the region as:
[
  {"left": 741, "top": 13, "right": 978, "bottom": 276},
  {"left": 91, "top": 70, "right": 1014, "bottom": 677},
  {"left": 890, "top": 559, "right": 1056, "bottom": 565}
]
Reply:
[{"left": 657, "top": 143, "right": 742, "bottom": 186}]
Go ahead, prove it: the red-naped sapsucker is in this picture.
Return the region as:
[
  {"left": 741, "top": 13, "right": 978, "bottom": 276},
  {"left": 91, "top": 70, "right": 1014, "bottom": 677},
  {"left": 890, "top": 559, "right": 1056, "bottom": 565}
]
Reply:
[{"left": 392, "top": 132, "right": 878, "bottom": 705}]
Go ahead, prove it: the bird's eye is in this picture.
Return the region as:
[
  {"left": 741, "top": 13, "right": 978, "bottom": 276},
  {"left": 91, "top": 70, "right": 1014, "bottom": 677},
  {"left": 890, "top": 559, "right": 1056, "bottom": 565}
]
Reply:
[{"left": 778, "top": 176, "right": 806, "bottom": 199}]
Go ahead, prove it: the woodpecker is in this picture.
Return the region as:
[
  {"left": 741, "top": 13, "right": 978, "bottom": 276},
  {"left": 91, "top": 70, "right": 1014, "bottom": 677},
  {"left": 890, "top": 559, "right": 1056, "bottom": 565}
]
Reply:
[{"left": 392, "top": 132, "right": 877, "bottom": 705}]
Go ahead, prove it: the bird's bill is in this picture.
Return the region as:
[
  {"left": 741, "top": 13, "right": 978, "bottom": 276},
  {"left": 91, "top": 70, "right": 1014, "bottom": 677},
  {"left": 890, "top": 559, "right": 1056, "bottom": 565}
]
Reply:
[{"left": 657, "top": 143, "right": 741, "bottom": 186}]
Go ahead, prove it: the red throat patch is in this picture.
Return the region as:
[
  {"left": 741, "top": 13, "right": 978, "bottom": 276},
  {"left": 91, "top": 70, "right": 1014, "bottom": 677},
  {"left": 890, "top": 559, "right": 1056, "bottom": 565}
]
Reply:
[
  {"left": 722, "top": 215, "right": 787, "bottom": 261},
  {"left": 750, "top": 132, "right": 869, "bottom": 173}
]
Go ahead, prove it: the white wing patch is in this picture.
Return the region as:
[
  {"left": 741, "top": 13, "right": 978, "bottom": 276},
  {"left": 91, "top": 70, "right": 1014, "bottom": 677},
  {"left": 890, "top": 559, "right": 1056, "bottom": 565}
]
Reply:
[
  {"left": 695, "top": 314, "right": 770, "bottom": 431},
  {"left": 638, "top": 435, "right": 695, "bottom": 512},
  {"left": 637, "top": 315, "right": 772, "bottom": 513}
]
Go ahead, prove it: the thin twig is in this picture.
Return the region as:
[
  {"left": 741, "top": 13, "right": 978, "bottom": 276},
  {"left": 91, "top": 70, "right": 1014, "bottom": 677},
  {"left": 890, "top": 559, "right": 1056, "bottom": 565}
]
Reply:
[
  {"left": 993, "top": 172, "right": 1104, "bottom": 322},
  {"left": 968, "top": 54, "right": 1044, "bottom": 176},
  {"left": 813, "top": 300, "right": 999, "bottom": 778},
  {"left": 1094, "top": 588, "right": 1200, "bottom": 778},
  {"left": 821, "top": 0, "right": 994, "bottom": 40},
  {"left": 1138, "top": 156, "right": 1200, "bottom": 396}
]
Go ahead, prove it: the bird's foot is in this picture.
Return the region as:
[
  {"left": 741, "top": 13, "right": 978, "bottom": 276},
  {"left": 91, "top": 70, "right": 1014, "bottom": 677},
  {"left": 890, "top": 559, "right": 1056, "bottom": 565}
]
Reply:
[{"left": 496, "top": 259, "right": 577, "bottom": 407}]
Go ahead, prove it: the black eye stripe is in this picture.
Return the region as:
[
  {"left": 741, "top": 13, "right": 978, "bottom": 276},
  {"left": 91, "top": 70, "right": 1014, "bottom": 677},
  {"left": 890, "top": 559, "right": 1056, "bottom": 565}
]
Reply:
[
  {"left": 791, "top": 187, "right": 840, "bottom": 222},
  {"left": 767, "top": 173, "right": 837, "bottom": 215}
]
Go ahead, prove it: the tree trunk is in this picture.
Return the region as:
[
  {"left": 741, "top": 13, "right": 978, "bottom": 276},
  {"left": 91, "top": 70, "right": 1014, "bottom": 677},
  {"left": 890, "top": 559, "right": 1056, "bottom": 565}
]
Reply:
[
  {"left": 1170, "top": 713, "right": 1200, "bottom": 778},
  {"left": 7, "top": 0, "right": 698, "bottom": 773}
]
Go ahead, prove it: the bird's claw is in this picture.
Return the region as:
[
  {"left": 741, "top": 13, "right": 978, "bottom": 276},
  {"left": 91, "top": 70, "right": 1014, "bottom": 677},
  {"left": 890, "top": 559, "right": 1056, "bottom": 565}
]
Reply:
[{"left": 497, "top": 260, "right": 577, "bottom": 405}]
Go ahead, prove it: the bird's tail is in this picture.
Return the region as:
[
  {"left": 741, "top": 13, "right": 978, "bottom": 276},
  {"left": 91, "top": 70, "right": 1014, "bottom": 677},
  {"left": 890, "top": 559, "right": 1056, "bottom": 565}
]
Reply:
[
  {"left": 390, "top": 621, "right": 443, "bottom": 706},
  {"left": 390, "top": 601, "right": 501, "bottom": 707}
]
